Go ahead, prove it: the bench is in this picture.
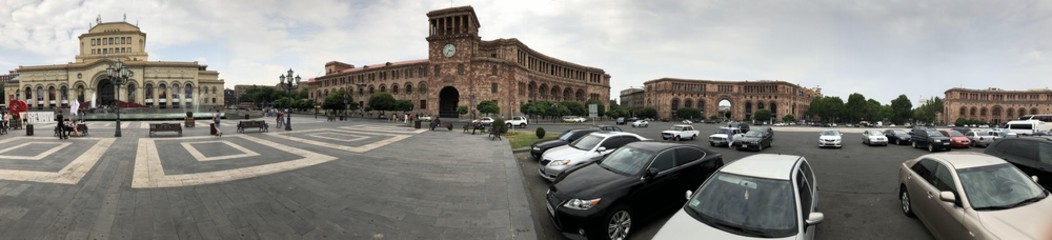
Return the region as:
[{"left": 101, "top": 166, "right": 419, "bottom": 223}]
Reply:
[
  {"left": 237, "top": 120, "right": 268, "bottom": 133},
  {"left": 149, "top": 123, "right": 183, "bottom": 137}
]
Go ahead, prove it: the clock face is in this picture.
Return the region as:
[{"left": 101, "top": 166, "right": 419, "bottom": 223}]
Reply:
[{"left": 442, "top": 43, "right": 456, "bottom": 57}]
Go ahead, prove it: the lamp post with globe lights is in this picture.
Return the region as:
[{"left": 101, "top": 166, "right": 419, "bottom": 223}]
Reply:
[
  {"left": 106, "top": 60, "right": 132, "bottom": 137},
  {"left": 279, "top": 69, "right": 300, "bottom": 131}
]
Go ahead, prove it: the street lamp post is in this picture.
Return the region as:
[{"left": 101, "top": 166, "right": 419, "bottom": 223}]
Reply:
[
  {"left": 106, "top": 60, "right": 132, "bottom": 137},
  {"left": 342, "top": 92, "right": 349, "bottom": 121},
  {"left": 279, "top": 69, "right": 300, "bottom": 131}
]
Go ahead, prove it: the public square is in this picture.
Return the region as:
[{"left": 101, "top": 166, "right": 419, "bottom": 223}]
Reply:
[{"left": 0, "top": 115, "right": 535, "bottom": 239}]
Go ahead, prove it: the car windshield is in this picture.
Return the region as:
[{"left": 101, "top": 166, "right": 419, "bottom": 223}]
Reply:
[
  {"left": 957, "top": 164, "right": 1048, "bottom": 210},
  {"left": 570, "top": 135, "right": 603, "bottom": 150},
  {"left": 715, "top": 129, "right": 731, "bottom": 134},
  {"left": 892, "top": 130, "right": 907, "bottom": 135},
  {"left": 598, "top": 147, "right": 654, "bottom": 176},
  {"left": 946, "top": 131, "right": 965, "bottom": 137},
  {"left": 865, "top": 131, "right": 882, "bottom": 136},
  {"left": 558, "top": 131, "right": 575, "bottom": 141},
  {"left": 744, "top": 130, "right": 764, "bottom": 138},
  {"left": 686, "top": 173, "right": 797, "bottom": 238},
  {"left": 673, "top": 126, "right": 685, "bottom": 131},
  {"left": 927, "top": 129, "right": 944, "bottom": 136},
  {"left": 821, "top": 130, "right": 839, "bottom": 136}
]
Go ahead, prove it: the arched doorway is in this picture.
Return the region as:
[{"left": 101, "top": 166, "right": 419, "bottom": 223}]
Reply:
[
  {"left": 439, "top": 86, "right": 459, "bottom": 118},
  {"left": 96, "top": 78, "right": 115, "bottom": 106},
  {"left": 718, "top": 99, "right": 732, "bottom": 120},
  {"left": 769, "top": 102, "right": 778, "bottom": 122}
]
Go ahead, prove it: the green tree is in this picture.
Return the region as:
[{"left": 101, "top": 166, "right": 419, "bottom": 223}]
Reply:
[
  {"left": 709, "top": 114, "right": 719, "bottom": 120},
  {"left": 368, "top": 92, "right": 397, "bottom": 115},
  {"left": 844, "top": 93, "right": 867, "bottom": 123},
  {"left": 477, "top": 101, "right": 500, "bottom": 116},
  {"left": 890, "top": 95, "right": 913, "bottom": 124},
  {"left": 457, "top": 106, "right": 468, "bottom": 116},
  {"left": 547, "top": 103, "right": 569, "bottom": 122},
  {"left": 322, "top": 90, "right": 351, "bottom": 113},
  {"left": 782, "top": 114, "right": 796, "bottom": 123},
  {"left": 395, "top": 100, "right": 414, "bottom": 112},
  {"left": 676, "top": 108, "right": 702, "bottom": 120},
  {"left": 638, "top": 107, "right": 658, "bottom": 119},
  {"left": 754, "top": 109, "right": 772, "bottom": 122},
  {"left": 560, "top": 101, "right": 586, "bottom": 116}
]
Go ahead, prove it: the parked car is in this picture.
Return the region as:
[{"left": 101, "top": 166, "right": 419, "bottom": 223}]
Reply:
[
  {"left": 631, "top": 120, "right": 649, "bottom": 128},
  {"left": 898, "top": 153, "right": 1051, "bottom": 240},
  {"left": 818, "top": 129, "right": 843, "bottom": 148},
  {"left": 615, "top": 117, "right": 627, "bottom": 125},
  {"left": 594, "top": 125, "right": 623, "bottom": 132},
  {"left": 938, "top": 130, "right": 971, "bottom": 148},
  {"left": 963, "top": 130, "right": 995, "bottom": 147},
  {"left": 472, "top": 117, "right": 495, "bottom": 125},
  {"left": 862, "top": 129, "right": 888, "bottom": 146},
  {"left": 735, "top": 127, "right": 774, "bottom": 151},
  {"left": 984, "top": 136, "right": 1052, "bottom": 190},
  {"left": 681, "top": 119, "right": 693, "bottom": 124},
  {"left": 883, "top": 129, "right": 912, "bottom": 145},
  {"left": 538, "top": 132, "right": 647, "bottom": 181},
  {"left": 990, "top": 128, "right": 1018, "bottom": 139},
  {"left": 655, "top": 154, "right": 822, "bottom": 240},
  {"left": 562, "top": 116, "right": 587, "bottom": 123},
  {"left": 727, "top": 122, "right": 750, "bottom": 133},
  {"left": 546, "top": 142, "right": 725, "bottom": 240},
  {"left": 506, "top": 116, "right": 528, "bottom": 128},
  {"left": 531, "top": 129, "right": 601, "bottom": 160},
  {"left": 910, "top": 127, "right": 951, "bottom": 152},
  {"left": 709, "top": 127, "right": 744, "bottom": 147},
  {"left": 662, "top": 124, "right": 700, "bottom": 141}
]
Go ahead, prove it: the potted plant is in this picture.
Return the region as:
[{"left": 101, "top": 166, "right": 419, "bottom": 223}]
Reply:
[{"left": 185, "top": 111, "right": 195, "bottom": 127}]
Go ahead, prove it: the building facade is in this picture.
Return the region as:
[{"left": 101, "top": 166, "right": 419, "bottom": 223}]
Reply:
[
  {"left": 641, "top": 78, "right": 821, "bottom": 121},
  {"left": 619, "top": 87, "right": 644, "bottom": 108},
  {"left": 5, "top": 19, "right": 225, "bottom": 111},
  {"left": 308, "top": 6, "right": 610, "bottom": 118},
  {"left": 0, "top": 71, "right": 17, "bottom": 83},
  {"left": 943, "top": 87, "right": 1052, "bottom": 125}
]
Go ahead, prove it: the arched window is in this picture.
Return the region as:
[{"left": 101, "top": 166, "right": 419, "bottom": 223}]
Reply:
[
  {"left": 24, "top": 87, "right": 31, "bottom": 101},
  {"left": 145, "top": 83, "right": 154, "bottom": 100},
  {"left": 76, "top": 85, "right": 85, "bottom": 102},
  {"left": 671, "top": 98, "right": 680, "bottom": 111},
  {"left": 126, "top": 83, "right": 136, "bottom": 103},
  {"left": 158, "top": 83, "right": 167, "bottom": 99},
  {"left": 185, "top": 83, "right": 193, "bottom": 98},
  {"left": 36, "top": 87, "right": 43, "bottom": 101},
  {"left": 60, "top": 86, "right": 69, "bottom": 101},
  {"left": 392, "top": 84, "right": 399, "bottom": 94},
  {"left": 405, "top": 83, "right": 413, "bottom": 94},
  {"left": 172, "top": 84, "right": 181, "bottom": 99}
]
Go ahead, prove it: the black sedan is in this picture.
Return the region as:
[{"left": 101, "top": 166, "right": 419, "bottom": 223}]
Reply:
[
  {"left": 531, "top": 129, "right": 600, "bottom": 159},
  {"left": 546, "top": 141, "right": 724, "bottom": 240},
  {"left": 735, "top": 127, "right": 774, "bottom": 151},
  {"left": 883, "top": 129, "right": 912, "bottom": 145},
  {"left": 984, "top": 136, "right": 1052, "bottom": 190}
]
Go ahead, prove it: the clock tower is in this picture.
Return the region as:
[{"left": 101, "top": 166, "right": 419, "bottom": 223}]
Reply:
[{"left": 426, "top": 6, "right": 480, "bottom": 63}]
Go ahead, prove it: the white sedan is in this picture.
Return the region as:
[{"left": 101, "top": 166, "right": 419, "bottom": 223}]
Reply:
[
  {"left": 818, "top": 129, "right": 843, "bottom": 148},
  {"left": 861, "top": 129, "right": 888, "bottom": 146},
  {"left": 561, "top": 116, "right": 586, "bottom": 123},
  {"left": 631, "top": 120, "right": 649, "bottom": 128}
]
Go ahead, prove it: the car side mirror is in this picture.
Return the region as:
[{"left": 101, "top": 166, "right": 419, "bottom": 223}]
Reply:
[
  {"left": 805, "top": 212, "right": 825, "bottom": 226},
  {"left": 685, "top": 190, "right": 693, "bottom": 200},
  {"left": 1032, "top": 175, "right": 1039, "bottom": 183},
  {"left": 596, "top": 147, "right": 607, "bottom": 153},
  {"left": 644, "top": 168, "right": 658, "bottom": 180},
  {"left": 939, "top": 191, "right": 956, "bottom": 203}
]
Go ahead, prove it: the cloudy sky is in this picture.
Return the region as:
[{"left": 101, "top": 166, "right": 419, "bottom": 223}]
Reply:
[{"left": 2, "top": 0, "right": 1051, "bottom": 104}]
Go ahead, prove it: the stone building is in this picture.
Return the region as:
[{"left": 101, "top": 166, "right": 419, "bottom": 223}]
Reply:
[
  {"left": 308, "top": 6, "right": 610, "bottom": 118},
  {"left": 943, "top": 87, "right": 1052, "bottom": 125},
  {"left": 0, "top": 70, "right": 17, "bottom": 83},
  {"left": 619, "top": 87, "right": 644, "bottom": 108},
  {"left": 641, "top": 78, "right": 821, "bottom": 121},
  {"left": 5, "top": 19, "right": 225, "bottom": 111}
]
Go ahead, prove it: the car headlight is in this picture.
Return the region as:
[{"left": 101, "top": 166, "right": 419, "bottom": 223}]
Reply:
[
  {"left": 548, "top": 160, "right": 571, "bottom": 166},
  {"left": 934, "top": 139, "right": 941, "bottom": 143},
  {"left": 563, "top": 198, "right": 601, "bottom": 210},
  {"left": 532, "top": 146, "right": 540, "bottom": 151}
]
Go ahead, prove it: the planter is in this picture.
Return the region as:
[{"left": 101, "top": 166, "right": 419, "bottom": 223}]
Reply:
[{"left": 185, "top": 117, "right": 196, "bottom": 127}]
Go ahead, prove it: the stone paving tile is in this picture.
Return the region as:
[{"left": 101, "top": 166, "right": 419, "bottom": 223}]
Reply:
[{"left": 0, "top": 116, "right": 536, "bottom": 239}]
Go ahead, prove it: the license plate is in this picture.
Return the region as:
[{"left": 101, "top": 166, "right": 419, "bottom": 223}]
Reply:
[{"left": 547, "top": 202, "right": 555, "bottom": 216}]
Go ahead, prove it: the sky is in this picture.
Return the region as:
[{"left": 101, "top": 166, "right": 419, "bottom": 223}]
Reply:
[{"left": 2, "top": 0, "right": 1051, "bottom": 105}]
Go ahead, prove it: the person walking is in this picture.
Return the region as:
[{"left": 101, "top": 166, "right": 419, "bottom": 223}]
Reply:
[
  {"left": 213, "top": 109, "right": 223, "bottom": 137},
  {"left": 55, "top": 113, "right": 66, "bottom": 139}
]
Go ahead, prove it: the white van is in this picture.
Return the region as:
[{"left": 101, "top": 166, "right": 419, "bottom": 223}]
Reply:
[{"left": 1005, "top": 120, "right": 1050, "bottom": 136}]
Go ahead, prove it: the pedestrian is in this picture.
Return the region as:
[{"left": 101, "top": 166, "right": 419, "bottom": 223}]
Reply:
[
  {"left": 55, "top": 113, "right": 66, "bottom": 139},
  {"left": 213, "top": 109, "right": 223, "bottom": 137}
]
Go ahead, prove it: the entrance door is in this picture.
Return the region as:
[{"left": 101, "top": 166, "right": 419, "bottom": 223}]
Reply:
[
  {"left": 439, "top": 87, "right": 459, "bottom": 118},
  {"left": 97, "top": 79, "right": 115, "bottom": 106}
]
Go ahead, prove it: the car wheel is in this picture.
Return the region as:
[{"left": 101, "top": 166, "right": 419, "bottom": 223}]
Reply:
[
  {"left": 506, "top": 123, "right": 512, "bottom": 129},
  {"left": 520, "top": 123, "right": 526, "bottom": 128},
  {"left": 896, "top": 139, "right": 901, "bottom": 145},
  {"left": 710, "top": 142, "right": 715, "bottom": 147},
  {"left": 911, "top": 141, "right": 917, "bottom": 148},
  {"left": 758, "top": 144, "right": 764, "bottom": 151},
  {"left": 691, "top": 135, "right": 696, "bottom": 140},
  {"left": 928, "top": 144, "right": 934, "bottom": 152},
  {"left": 900, "top": 187, "right": 915, "bottom": 217},
  {"left": 601, "top": 207, "right": 632, "bottom": 240},
  {"left": 674, "top": 136, "right": 680, "bottom": 141}
]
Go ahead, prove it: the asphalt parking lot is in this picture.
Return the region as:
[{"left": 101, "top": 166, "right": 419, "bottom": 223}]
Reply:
[{"left": 514, "top": 120, "right": 986, "bottom": 239}]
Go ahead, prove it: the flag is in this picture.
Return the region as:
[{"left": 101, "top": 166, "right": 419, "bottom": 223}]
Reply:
[{"left": 70, "top": 99, "right": 80, "bottom": 116}]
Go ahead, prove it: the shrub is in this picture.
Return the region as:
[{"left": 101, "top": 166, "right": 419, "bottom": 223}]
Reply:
[
  {"left": 186, "top": 111, "right": 193, "bottom": 118},
  {"left": 493, "top": 118, "right": 508, "bottom": 134},
  {"left": 446, "top": 123, "right": 453, "bottom": 131},
  {"left": 536, "top": 127, "right": 546, "bottom": 139}
]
